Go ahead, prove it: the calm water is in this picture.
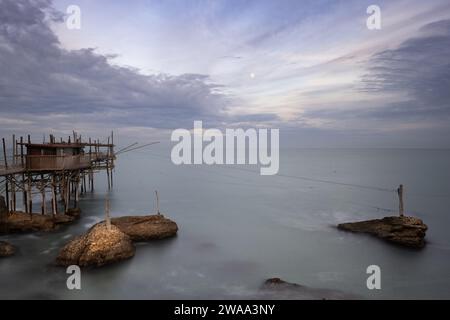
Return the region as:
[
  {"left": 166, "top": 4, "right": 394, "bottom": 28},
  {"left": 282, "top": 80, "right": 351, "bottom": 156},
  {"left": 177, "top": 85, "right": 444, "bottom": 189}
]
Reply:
[{"left": 1, "top": 146, "right": 450, "bottom": 299}]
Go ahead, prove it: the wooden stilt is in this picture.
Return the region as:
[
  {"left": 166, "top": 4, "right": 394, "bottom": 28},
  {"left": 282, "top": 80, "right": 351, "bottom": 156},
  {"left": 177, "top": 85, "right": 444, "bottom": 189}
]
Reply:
[
  {"left": 12, "top": 136, "right": 16, "bottom": 212},
  {"left": 91, "top": 169, "right": 94, "bottom": 192},
  {"left": 28, "top": 175, "right": 32, "bottom": 216},
  {"left": 65, "top": 175, "right": 69, "bottom": 213},
  {"left": 105, "top": 196, "right": 111, "bottom": 231},
  {"left": 5, "top": 176, "right": 9, "bottom": 214},
  {"left": 20, "top": 136, "right": 27, "bottom": 212},
  {"left": 111, "top": 131, "right": 114, "bottom": 188},
  {"left": 155, "top": 190, "right": 160, "bottom": 215},
  {"left": 41, "top": 175, "right": 46, "bottom": 215},
  {"left": 2, "top": 138, "right": 9, "bottom": 213},
  {"left": 397, "top": 184, "right": 404, "bottom": 217},
  {"left": 52, "top": 175, "right": 57, "bottom": 216},
  {"left": 11, "top": 174, "right": 16, "bottom": 212},
  {"left": 74, "top": 173, "right": 80, "bottom": 209},
  {"left": 106, "top": 137, "right": 111, "bottom": 189}
]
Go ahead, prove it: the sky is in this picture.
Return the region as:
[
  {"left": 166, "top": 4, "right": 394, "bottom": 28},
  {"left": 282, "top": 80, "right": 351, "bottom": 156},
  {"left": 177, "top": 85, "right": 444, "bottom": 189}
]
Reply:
[{"left": 1, "top": 0, "right": 450, "bottom": 147}]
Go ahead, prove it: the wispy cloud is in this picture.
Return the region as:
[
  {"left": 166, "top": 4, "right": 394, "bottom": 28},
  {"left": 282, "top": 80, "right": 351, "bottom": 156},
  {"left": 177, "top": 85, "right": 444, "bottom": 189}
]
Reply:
[
  {"left": 1, "top": 0, "right": 450, "bottom": 147},
  {"left": 0, "top": 0, "right": 237, "bottom": 137}
]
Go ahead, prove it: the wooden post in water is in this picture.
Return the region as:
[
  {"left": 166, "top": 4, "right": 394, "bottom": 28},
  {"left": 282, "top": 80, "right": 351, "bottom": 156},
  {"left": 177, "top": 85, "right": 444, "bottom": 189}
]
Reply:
[
  {"left": 20, "top": 136, "right": 26, "bottom": 212},
  {"left": 27, "top": 136, "right": 32, "bottom": 215},
  {"left": 41, "top": 174, "right": 46, "bottom": 215},
  {"left": 105, "top": 196, "right": 111, "bottom": 231},
  {"left": 65, "top": 175, "right": 70, "bottom": 213},
  {"left": 82, "top": 173, "right": 86, "bottom": 194},
  {"left": 110, "top": 131, "right": 114, "bottom": 188},
  {"left": 2, "top": 138, "right": 10, "bottom": 213},
  {"left": 397, "top": 184, "right": 404, "bottom": 217},
  {"left": 155, "top": 190, "right": 160, "bottom": 215},
  {"left": 51, "top": 174, "right": 57, "bottom": 217},
  {"left": 11, "top": 135, "right": 16, "bottom": 212},
  {"left": 27, "top": 176, "right": 32, "bottom": 217},
  {"left": 74, "top": 173, "right": 80, "bottom": 209},
  {"left": 106, "top": 137, "right": 111, "bottom": 190}
]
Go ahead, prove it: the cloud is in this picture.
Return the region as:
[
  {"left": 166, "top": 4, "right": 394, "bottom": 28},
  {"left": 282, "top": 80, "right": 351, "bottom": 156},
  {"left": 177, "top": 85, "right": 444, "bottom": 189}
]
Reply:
[
  {"left": 1, "top": 0, "right": 449, "bottom": 148},
  {"left": 0, "top": 0, "right": 235, "bottom": 137},
  {"left": 358, "top": 19, "right": 450, "bottom": 121}
]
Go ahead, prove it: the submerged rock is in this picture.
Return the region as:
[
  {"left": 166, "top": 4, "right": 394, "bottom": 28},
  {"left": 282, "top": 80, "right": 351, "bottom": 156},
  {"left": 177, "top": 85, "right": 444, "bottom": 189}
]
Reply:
[
  {"left": 261, "top": 278, "right": 357, "bottom": 300},
  {"left": 0, "top": 241, "right": 15, "bottom": 257},
  {"left": 0, "top": 211, "right": 76, "bottom": 234},
  {"left": 111, "top": 215, "right": 178, "bottom": 241},
  {"left": 337, "top": 216, "right": 427, "bottom": 248},
  {"left": 56, "top": 223, "right": 135, "bottom": 267},
  {"left": 263, "top": 278, "right": 303, "bottom": 289}
]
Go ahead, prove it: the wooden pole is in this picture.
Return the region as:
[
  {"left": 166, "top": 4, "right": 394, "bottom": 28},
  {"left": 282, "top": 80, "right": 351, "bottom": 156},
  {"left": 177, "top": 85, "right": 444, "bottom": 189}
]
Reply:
[
  {"left": 2, "top": 138, "right": 10, "bottom": 213},
  {"left": 27, "top": 175, "right": 32, "bottom": 216},
  {"left": 4, "top": 176, "right": 9, "bottom": 214},
  {"left": 11, "top": 174, "right": 16, "bottom": 212},
  {"left": 74, "top": 173, "right": 79, "bottom": 209},
  {"left": 26, "top": 135, "right": 30, "bottom": 226},
  {"left": 105, "top": 196, "right": 111, "bottom": 231},
  {"left": 65, "top": 175, "right": 69, "bottom": 213},
  {"left": 12, "top": 134, "right": 15, "bottom": 165},
  {"left": 106, "top": 137, "right": 111, "bottom": 190},
  {"left": 12, "top": 135, "right": 16, "bottom": 212},
  {"left": 20, "top": 136, "right": 24, "bottom": 166},
  {"left": 110, "top": 132, "right": 114, "bottom": 188},
  {"left": 155, "top": 190, "right": 160, "bottom": 215},
  {"left": 397, "top": 184, "right": 404, "bottom": 217},
  {"left": 20, "top": 136, "right": 26, "bottom": 212},
  {"left": 83, "top": 173, "right": 86, "bottom": 194},
  {"left": 51, "top": 175, "right": 57, "bottom": 217},
  {"left": 89, "top": 137, "right": 93, "bottom": 192},
  {"left": 41, "top": 174, "right": 46, "bottom": 215},
  {"left": 2, "top": 138, "right": 8, "bottom": 168},
  {"left": 90, "top": 169, "right": 94, "bottom": 192}
]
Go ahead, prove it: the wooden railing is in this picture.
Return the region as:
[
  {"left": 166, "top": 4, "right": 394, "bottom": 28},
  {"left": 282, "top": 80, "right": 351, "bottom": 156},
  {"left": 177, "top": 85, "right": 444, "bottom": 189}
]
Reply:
[{"left": 25, "top": 153, "right": 108, "bottom": 171}]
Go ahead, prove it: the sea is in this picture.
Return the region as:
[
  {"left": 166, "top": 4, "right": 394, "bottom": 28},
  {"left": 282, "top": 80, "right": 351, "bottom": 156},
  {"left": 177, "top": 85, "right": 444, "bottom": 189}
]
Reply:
[{"left": 1, "top": 146, "right": 450, "bottom": 299}]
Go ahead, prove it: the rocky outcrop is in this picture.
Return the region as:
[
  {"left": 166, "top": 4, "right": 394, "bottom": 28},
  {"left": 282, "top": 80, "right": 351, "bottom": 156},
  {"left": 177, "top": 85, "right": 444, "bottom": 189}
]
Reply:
[
  {"left": 0, "top": 241, "right": 15, "bottom": 257},
  {"left": 0, "top": 194, "right": 79, "bottom": 234},
  {"left": 260, "top": 278, "right": 357, "bottom": 299},
  {"left": 337, "top": 216, "right": 427, "bottom": 248},
  {"left": 0, "top": 211, "right": 76, "bottom": 234},
  {"left": 56, "top": 215, "right": 178, "bottom": 268},
  {"left": 56, "top": 223, "right": 135, "bottom": 267},
  {"left": 263, "top": 278, "right": 303, "bottom": 290},
  {"left": 111, "top": 215, "right": 178, "bottom": 241}
]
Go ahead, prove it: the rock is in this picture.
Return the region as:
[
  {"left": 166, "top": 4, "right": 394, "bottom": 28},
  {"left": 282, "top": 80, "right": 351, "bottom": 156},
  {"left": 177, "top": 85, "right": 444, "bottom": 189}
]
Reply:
[
  {"left": 56, "top": 223, "right": 135, "bottom": 267},
  {"left": 0, "top": 211, "right": 76, "bottom": 234},
  {"left": 111, "top": 215, "right": 178, "bottom": 241},
  {"left": 261, "top": 278, "right": 357, "bottom": 300},
  {"left": 263, "top": 278, "right": 303, "bottom": 289},
  {"left": 0, "top": 241, "right": 15, "bottom": 257},
  {"left": 65, "top": 208, "right": 81, "bottom": 219},
  {"left": 337, "top": 216, "right": 427, "bottom": 248}
]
